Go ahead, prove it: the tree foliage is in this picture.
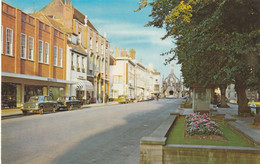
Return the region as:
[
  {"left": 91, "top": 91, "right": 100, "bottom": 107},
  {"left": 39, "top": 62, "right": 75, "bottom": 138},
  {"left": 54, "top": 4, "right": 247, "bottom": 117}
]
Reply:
[{"left": 137, "top": 0, "right": 260, "bottom": 113}]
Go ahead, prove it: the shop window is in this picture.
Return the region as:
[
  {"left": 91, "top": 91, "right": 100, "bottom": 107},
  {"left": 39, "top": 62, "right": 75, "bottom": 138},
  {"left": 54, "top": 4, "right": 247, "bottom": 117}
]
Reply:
[
  {"left": 24, "top": 85, "right": 44, "bottom": 102},
  {"left": 49, "top": 87, "right": 64, "bottom": 101},
  {"left": 21, "top": 33, "right": 27, "bottom": 59},
  {"left": 1, "top": 83, "right": 21, "bottom": 108},
  {"left": 6, "top": 27, "right": 13, "bottom": 56}
]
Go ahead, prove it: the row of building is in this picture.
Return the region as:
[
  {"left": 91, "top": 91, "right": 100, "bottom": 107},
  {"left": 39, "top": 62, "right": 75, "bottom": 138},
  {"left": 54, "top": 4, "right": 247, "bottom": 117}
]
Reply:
[{"left": 1, "top": 0, "right": 161, "bottom": 107}]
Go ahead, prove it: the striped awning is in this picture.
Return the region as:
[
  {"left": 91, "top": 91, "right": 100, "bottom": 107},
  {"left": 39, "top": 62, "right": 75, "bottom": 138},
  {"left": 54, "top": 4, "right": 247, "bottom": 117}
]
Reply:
[{"left": 73, "top": 80, "right": 94, "bottom": 91}]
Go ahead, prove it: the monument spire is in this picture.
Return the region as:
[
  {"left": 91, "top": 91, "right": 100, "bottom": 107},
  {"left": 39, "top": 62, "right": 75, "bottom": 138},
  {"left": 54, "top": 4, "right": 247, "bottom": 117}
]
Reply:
[{"left": 170, "top": 62, "right": 174, "bottom": 75}]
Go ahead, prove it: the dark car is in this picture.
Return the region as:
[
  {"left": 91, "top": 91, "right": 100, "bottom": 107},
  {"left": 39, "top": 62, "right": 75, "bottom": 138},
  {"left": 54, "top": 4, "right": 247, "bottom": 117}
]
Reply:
[
  {"left": 1, "top": 96, "right": 17, "bottom": 108},
  {"left": 57, "top": 96, "right": 83, "bottom": 111},
  {"left": 21, "top": 95, "right": 57, "bottom": 115}
]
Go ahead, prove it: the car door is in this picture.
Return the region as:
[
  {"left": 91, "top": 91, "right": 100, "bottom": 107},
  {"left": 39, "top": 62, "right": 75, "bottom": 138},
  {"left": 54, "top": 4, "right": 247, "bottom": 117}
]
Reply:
[
  {"left": 43, "top": 96, "right": 50, "bottom": 111},
  {"left": 48, "top": 96, "right": 55, "bottom": 110}
]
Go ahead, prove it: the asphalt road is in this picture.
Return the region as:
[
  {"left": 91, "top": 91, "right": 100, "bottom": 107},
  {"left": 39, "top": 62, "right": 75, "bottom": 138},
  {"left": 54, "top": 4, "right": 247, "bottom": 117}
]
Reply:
[{"left": 2, "top": 99, "right": 182, "bottom": 164}]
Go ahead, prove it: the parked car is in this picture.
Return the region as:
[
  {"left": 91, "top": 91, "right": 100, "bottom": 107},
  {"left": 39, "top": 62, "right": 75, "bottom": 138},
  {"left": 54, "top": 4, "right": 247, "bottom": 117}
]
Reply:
[
  {"left": 137, "top": 96, "right": 144, "bottom": 102},
  {"left": 57, "top": 96, "right": 83, "bottom": 111},
  {"left": 21, "top": 95, "right": 57, "bottom": 115},
  {"left": 1, "top": 96, "right": 17, "bottom": 108},
  {"left": 118, "top": 95, "right": 130, "bottom": 104}
]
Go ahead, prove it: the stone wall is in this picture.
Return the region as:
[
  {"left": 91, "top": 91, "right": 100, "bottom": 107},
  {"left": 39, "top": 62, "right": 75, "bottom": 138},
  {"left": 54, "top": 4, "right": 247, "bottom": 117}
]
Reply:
[{"left": 164, "top": 145, "right": 260, "bottom": 164}]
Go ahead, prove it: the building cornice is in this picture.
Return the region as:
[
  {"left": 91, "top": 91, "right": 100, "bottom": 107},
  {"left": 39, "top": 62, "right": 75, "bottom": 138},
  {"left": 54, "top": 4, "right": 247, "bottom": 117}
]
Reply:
[{"left": 2, "top": 72, "right": 74, "bottom": 84}]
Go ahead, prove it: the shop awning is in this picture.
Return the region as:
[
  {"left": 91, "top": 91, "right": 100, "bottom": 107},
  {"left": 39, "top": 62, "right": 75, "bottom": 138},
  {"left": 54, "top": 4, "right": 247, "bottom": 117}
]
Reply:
[{"left": 73, "top": 80, "right": 94, "bottom": 91}]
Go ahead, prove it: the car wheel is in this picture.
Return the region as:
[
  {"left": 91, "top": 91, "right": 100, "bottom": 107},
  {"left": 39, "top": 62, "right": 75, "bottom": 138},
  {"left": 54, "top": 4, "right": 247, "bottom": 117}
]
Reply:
[
  {"left": 39, "top": 107, "right": 44, "bottom": 115},
  {"left": 22, "top": 111, "right": 28, "bottom": 115},
  {"left": 52, "top": 106, "right": 56, "bottom": 113},
  {"left": 68, "top": 105, "right": 73, "bottom": 111}
]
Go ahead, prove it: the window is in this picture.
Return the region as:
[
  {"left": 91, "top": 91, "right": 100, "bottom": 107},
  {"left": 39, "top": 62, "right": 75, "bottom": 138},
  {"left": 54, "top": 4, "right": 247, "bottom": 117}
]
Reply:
[
  {"left": 77, "top": 55, "right": 79, "bottom": 67},
  {"left": 96, "top": 41, "right": 98, "bottom": 52},
  {"left": 82, "top": 57, "right": 85, "bottom": 72},
  {"left": 1, "top": 26, "right": 3, "bottom": 54},
  {"left": 54, "top": 46, "right": 58, "bottom": 66},
  {"left": 44, "top": 42, "right": 49, "bottom": 64},
  {"left": 71, "top": 53, "right": 74, "bottom": 70},
  {"left": 6, "top": 28, "right": 13, "bottom": 56},
  {"left": 28, "top": 36, "right": 34, "bottom": 60},
  {"left": 101, "top": 44, "right": 104, "bottom": 54},
  {"left": 21, "top": 33, "right": 27, "bottom": 59},
  {"left": 90, "top": 37, "right": 92, "bottom": 49},
  {"left": 59, "top": 48, "right": 63, "bottom": 67},
  {"left": 38, "top": 40, "right": 43, "bottom": 63}
]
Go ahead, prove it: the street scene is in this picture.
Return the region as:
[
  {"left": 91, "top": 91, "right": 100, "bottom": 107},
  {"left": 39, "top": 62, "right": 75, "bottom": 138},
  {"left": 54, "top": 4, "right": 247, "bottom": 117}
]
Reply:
[{"left": 1, "top": 0, "right": 260, "bottom": 164}]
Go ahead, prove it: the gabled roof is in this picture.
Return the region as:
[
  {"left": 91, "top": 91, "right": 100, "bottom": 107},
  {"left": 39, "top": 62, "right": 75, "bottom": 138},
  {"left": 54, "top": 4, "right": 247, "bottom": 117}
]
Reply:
[{"left": 73, "top": 8, "right": 98, "bottom": 33}]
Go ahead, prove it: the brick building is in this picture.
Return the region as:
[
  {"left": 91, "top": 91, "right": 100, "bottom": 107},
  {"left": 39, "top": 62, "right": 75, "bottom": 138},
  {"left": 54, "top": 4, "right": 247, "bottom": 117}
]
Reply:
[
  {"left": 1, "top": 2, "right": 72, "bottom": 107},
  {"left": 34, "top": 0, "right": 110, "bottom": 103}
]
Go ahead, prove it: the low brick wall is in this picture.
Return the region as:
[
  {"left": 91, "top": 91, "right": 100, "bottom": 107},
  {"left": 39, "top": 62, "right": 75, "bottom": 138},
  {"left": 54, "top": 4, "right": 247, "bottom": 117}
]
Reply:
[
  {"left": 140, "top": 115, "right": 260, "bottom": 164},
  {"left": 164, "top": 145, "right": 260, "bottom": 164}
]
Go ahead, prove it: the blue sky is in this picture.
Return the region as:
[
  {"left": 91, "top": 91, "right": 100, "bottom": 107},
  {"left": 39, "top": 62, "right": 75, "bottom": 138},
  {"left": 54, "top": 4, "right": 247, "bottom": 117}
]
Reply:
[{"left": 3, "top": 0, "right": 181, "bottom": 79}]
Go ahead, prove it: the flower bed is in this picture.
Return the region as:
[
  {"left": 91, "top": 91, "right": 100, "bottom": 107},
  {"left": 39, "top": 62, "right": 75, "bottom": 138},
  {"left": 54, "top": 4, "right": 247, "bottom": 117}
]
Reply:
[{"left": 185, "top": 113, "right": 223, "bottom": 137}]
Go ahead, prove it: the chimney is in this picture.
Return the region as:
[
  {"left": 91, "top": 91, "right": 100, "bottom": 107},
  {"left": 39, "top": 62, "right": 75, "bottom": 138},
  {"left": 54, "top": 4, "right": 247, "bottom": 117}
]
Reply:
[
  {"left": 104, "top": 32, "right": 107, "bottom": 38},
  {"left": 121, "top": 48, "right": 127, "bottom": 57},
  {"left": 115, "top": 45, "right": 119, "bottom": 58},
  {"left": 84, "top": 15, "right": 88, "bottom": 25},
  {"left": 129, "top": 48, "right": 136, "bottom": 60}
]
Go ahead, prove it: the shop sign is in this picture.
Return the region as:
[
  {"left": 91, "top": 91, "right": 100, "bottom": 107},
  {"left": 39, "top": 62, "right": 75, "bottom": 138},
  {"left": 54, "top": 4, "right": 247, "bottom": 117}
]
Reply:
[{"left": 47, "top": 78, "right": 57, "bottom": 82}]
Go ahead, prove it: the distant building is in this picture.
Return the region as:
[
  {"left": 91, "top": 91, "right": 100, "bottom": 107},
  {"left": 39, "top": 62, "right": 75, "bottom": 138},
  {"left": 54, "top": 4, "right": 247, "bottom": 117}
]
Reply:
[
  {"left": 161, "top": 63, "right": 183, "bottom": 98},
  {"left": 109, "top": 46, "right": 161, "bottom": 100}
]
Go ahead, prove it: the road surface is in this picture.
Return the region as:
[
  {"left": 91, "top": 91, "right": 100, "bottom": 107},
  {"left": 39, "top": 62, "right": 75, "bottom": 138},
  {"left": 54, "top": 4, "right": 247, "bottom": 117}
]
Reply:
[{"left": 2, "top": 99, "right": 182, "bottom": 164}]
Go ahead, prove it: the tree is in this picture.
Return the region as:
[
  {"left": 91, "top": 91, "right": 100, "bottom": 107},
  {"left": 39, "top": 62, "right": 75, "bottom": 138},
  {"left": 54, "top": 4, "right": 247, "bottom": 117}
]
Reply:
[{"left": 137, "top": 0, "right": 260, "bottom": 114}]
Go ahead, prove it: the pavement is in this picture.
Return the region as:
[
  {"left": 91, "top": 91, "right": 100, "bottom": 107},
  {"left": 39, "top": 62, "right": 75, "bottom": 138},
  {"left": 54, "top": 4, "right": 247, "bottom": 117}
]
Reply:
[{"left": 1, "top": 101, "right": 119, "bottom": 117}]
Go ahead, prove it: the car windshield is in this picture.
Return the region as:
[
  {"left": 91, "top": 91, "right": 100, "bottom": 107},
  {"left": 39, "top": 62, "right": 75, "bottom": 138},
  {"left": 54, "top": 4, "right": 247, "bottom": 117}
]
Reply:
[{"left": 29, "top": 96, "right": 43, "bottom": 103}]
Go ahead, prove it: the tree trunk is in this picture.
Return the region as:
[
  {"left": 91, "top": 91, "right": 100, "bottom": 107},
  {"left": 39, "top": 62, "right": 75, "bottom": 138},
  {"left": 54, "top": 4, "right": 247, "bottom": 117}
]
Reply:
[
  {"left": 235, "top": 82, "right": 250, "bottom": 114},
  {"left": 219, "top": 84, "right": 229, "bottom": 108}
]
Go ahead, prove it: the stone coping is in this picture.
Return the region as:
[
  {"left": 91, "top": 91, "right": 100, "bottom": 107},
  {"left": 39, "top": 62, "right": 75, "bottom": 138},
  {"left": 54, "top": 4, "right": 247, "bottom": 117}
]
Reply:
[
  {"left": 140, "top": 115, "right": 177, "bottom": 145},
  {"left": 166, "top": 144, "right": 260, "bottom": 151}
]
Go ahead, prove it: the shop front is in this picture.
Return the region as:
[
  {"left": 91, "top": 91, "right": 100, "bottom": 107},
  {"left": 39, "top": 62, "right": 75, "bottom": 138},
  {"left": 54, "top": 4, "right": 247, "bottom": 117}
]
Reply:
[
  {"left": 71, "top": 80, "right": 94, "bottom": 104},
  {"left": 2, "top": 72, "right": 73, "bottom": 106}
]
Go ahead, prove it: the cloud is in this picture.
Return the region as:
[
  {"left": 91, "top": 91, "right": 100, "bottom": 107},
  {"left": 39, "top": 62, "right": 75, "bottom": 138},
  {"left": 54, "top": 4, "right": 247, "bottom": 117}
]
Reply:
[
  {"left": 92, "top": 19, "right": 172, "bottom": 47},
  {"left": 22, "top": 8, "right": 34, "bottom": 14}
]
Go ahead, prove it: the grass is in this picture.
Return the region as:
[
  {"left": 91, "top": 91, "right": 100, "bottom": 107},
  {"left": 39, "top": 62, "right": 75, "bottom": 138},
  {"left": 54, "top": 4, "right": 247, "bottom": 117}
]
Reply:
[{"left": 167, "top": 117, "right": 254, "bottom": 147}]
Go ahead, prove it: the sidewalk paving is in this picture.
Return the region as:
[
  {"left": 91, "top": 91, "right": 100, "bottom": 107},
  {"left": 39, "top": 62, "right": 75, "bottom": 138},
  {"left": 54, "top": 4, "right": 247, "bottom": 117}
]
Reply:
[
  {"left": 1, "top": 101, "right": 119, "bottom": 117},
  {"left": 212, "top": 103, "right": 260, "bottom": 147}
]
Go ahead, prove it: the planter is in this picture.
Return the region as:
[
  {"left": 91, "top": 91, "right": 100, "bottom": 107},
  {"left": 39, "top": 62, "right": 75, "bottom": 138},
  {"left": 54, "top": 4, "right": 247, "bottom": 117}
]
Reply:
[{"left": 140, "top": 114, "right": 260, "bottom": 164}]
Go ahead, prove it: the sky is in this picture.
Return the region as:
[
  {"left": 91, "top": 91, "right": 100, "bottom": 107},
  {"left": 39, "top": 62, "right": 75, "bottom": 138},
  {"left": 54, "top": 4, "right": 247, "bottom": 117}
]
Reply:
[{"left": 3, "top": 0, "right": 182, "bottom": 79}]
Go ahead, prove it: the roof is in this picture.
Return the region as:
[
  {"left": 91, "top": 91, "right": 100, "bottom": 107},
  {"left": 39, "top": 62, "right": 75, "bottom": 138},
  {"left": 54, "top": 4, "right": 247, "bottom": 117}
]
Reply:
[
  {"left": 45, "top": 16, "right": 72, "bottom": 33},
  {"left": 32, "top": 12, "right": 72, "bottom": 33},
  {"left": 73, "top": 8, "right": 98, "bottom": 32},
  {"left": 67, "top": 40, "right": 88, "bottom": 55}
]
